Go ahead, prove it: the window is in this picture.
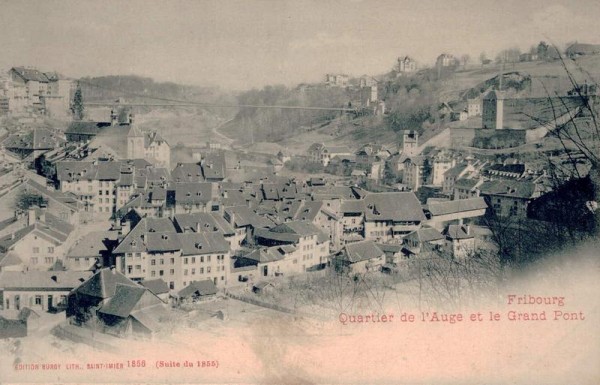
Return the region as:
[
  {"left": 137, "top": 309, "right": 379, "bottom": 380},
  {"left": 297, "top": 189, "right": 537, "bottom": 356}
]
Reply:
[
  {"left": 151, "top": 259, "right": 156, "bottom": 266},
  {"left": 207, "top": 255, "right": 211, "bottom": 262},
  {"left": 31, "top": 257, "right": 38, "bottom": 264},
  {"left": 160, "top": 259, "right": 165, "bottom": 265},
  {"left": 184, "top": 269, "right": 188, "bottom": 276},
  {"left": 48, "top": 247, "right": 54, "bottom": 254},
  {"left": 221, "top": 276, "right": 224, "bottom": 281},
  {"left": 200, "top": 256, "right": 204, "bottom": 263},
  {"left": 170, "top": 258, "right": 175, "bottom": 264},
  {"left": 151, "top": 271, "right": 156, "bottom": 277},
  {"left": 128, "top": 266, "right": 133, "bottom": 274},
  {"left": 159, "top": 270, "right": 164, "bottom": 276},
  {"left": 207, "top": 267, "right": 211, "bottom": 273},
  {"left": 169, "top": 281, "right": 174, "bottom": 290},
  {"left": 45, "top": 257, "right": 54, "bottom": 264},
  {"left": 200, "top": 267, "right": 204, "bottom": 274},
  {"left": 184, "top": 258, "right": 188, "bottom": 265},
  {"left": 135, "top": 253, "right": 141, "bottom": 258},
  {"left": 192, "top": 268, "right": 196, "bottom": 275},
  {"left": 192, "top": 257, "right": 196, "bottom": 264},
  {"left": 33, "top": 247, "right": 40, "bottom": 254},
  {"left": 136, "top": 265, "right": 141, "bottom": 271},
  {"left": 170, "top": 269, "right": 174, "bottom": 275},
  {"left": 35, "top": 295, "right": 43, "bottom": 306}
]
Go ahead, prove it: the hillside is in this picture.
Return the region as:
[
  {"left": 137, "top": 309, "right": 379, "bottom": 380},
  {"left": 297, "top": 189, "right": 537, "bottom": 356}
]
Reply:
[{"left": 219, "top": 55, "right": 600, "bottom": 154}]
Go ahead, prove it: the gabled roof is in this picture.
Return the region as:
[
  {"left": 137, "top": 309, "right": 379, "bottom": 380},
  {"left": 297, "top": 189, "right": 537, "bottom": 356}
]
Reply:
[
  {"left": 113, "top": 218, "right": 177, "bottom": 254},
  {"left": 140, "top": 279, "right": 169, "bottom": 295},
  {"left": 177, "top": 232, "right": 230, "bottom": 255},
  {"left": 22, "top": 179, "right": 79, "bottom": 211},
  {"left": 479, "top": 180, "right": 538, "bottom": 199},
  {"left": 405, "top": 227, "right": 444, "bottom": 243},
  {"left": 269, "top": 220, "right": 328, "bottom": 243},
  {"left": 126, "top": 124, "right": 144, "bottom": 138},
  {"left": 66, "top": 121, "right": 112, "bottom": 136},
  {"left": 293, "top": 201, "right": 324, "bottom": 222},
  {"left": 177, "top": 279, "right": 218, "bottom": 298},
  {"left": 171, "top": 163, "right": 204, "bottom": 183},
  {"left": 428, "top": 197, "right": 488, "bottom": 216},
  {"left": 202, "top": 153, "right": 226, "bottom": 180},
  {"left": 98, "top": 284, "right": 147, "bottom": 318},
  {"left": 3, "top": 128, "right": 65, "bottom": 151},
  {"left": 173, "top": 212, "right": 234, "bottom": 235},
  {"left": 242, "top": 247, "right": 286, "bottom": 263},
  {"left": 74, "top": 268, "right": 138, "bottom": 299},
  {"left": 0, "top": 215, "right": 74, "bottom": 253},
  {"left": 565, "top": 43, "right": 600, "bottom": 55},
  {"left": 174, "top": 182, "right": 214, "bottom": 205},
  {"left": 67, "top": 231, "right": 117, "bottom": 258},
  {"left": 444, "top": 225, "right": 474, "bottom": 240},
  {"left": 339, "top": 240, "right": 384, "bottom": 263},
  {"left": 363, "top": 192, "right": 425, "bottom": 222},
  {"left": 224, "top": 206, "right": 274, "bottom": 229},
  {"left": 10, "top": 67, "right": 50, "bottom": 82},
  {"left": 0, "top": 270, "right": 91, "bottom": 290},
  {"left": 340, "top": 199, "right": 366, "bottom": 214}
]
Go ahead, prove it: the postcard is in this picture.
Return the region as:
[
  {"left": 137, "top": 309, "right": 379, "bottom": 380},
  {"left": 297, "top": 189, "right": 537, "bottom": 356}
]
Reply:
[{"left": 0, "top": 1, "right": 598, "bottom": 384}]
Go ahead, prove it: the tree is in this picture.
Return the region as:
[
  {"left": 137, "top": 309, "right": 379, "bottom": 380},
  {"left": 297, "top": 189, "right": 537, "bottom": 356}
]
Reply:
[
  {"left": 460, "top": 54, "right": 471, "bottom": 68},
  {"left": 479, "top": 52, "right": 488, "bottom": 67},
  {"left": 73, "top": 82, "right": 85, "bottom": 121},
  {"left": 15, "top": 191, "right": 47, "bottom": 212},
  {"left": 537, "top": 41, "right": 549, "bottom": 60}
]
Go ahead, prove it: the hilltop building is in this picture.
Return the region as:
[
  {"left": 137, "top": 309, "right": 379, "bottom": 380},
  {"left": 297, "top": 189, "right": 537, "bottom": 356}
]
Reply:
[
  {"left": 325, "top": 74, "right": 349, "bottom": 88},
  {"left": 397, "top": 56, "right": 418, "bottom": 74},
  {"left": 1, "top": 67, "right": 72, "bottom": 118}
]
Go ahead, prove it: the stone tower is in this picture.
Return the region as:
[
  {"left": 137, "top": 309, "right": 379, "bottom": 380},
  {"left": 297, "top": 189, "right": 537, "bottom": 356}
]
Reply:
[{"left": 126, "top": 114, "right": 145, "bottom": 160}]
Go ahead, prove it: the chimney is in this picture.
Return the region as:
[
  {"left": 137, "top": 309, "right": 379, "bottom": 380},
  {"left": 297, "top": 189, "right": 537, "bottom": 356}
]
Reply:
[
  {"left": 27, "top": 207, "right": 36, "bottom": 226},
  {"left": 110, "top": 265, "right": 116, "bottom": 274},
  {"left": 110, "top": 109, "right": 118, "bottom": 126},
  {"left": 464, "top": 224, "right": 471, "bottom": 235}
]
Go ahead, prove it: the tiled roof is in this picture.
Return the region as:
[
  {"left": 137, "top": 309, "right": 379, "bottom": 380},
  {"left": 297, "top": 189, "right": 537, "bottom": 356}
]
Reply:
[
  {"left": 113, "top": 218, "right": 177, "bottom": 254},
  {"left": 242, "top": 247, "right": 286, "bottom": 263},
  {"left": 67, "top": 231, "right": 117, "bottom": 258},
  {"left": 74, "top": 268, "right": 138, "bottom": 299},
  {"left": 177, "top": 279, "right": 218, "bottom": 298},
  {"left": 173, "top": 212, "right": 234, "bottom": 235},
  {"left": 3, "top": 128, "right": 65, "bottom": 150},
  {"left": 479, "top": 180, "right": 538, "bottom": 199},
  {"left": 174, "top": 182, "right": 214, "bottom": 204},
  {"left": 340, "top": 240, "right": 384, "bottom": 263},
  {"left": 0, "top": 270, "right": 92, "bottom": 290},
  {"left": 178, "top": 232, "right": 229, "bottom": 255},
  {"left": 140, "top": 279, "right": 169, "bottom": 295},
  {"left": 172, "top": 163, "right": 205, "bottom": 183},
  {"left": 363, "top": 192, "right": 426, "bottom": 222},
  {"left": 66, "top": 121, "right": 111, "bottom": 136},
  {"left": 11, "top": 67, "right": 49, "bottom": 82},
  {"left": 428, "top": 197, "right": 488, "bottom": 216},
  {"left": 444, "top": 225, "right": 474, "bottom": 240},
  {"left": 98, "top": 284, "right": 146, "bottom": 318}
]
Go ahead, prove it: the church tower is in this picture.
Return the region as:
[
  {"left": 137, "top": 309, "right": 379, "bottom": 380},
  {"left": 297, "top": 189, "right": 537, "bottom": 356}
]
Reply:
[{"left": 126, "top": 114, "right": 145, "bottom": 159}]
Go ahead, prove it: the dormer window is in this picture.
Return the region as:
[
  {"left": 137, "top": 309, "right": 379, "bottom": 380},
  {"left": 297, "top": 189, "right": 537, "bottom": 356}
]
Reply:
[
  {"left": 161, "top": 234, "right": 168, "bottom": 240},
  {"left": 195, "top": 242, "right": 203, "bottom": 249}
]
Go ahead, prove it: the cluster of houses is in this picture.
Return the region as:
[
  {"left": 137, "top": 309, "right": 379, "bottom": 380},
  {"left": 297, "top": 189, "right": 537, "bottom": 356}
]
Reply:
[
  {"left": 0, "top": 67, "right": 72, "bottom": 118},
  {"left": 0, "top": 52, "right": 581, "bottom": 339}
]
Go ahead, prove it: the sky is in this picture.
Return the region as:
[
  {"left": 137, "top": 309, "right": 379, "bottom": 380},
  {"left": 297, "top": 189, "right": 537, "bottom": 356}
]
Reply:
[{"left": 0, "top": 0, "right": 599, "bottom": 90}]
